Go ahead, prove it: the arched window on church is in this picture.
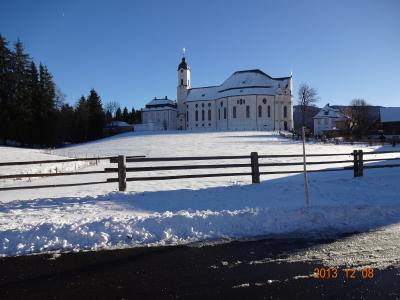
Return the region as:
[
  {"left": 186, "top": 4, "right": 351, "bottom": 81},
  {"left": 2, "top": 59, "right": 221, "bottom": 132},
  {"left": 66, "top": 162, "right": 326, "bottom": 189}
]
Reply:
[
  {"left": 268, "top": 105, "right": 271, "bottom": 118},
  {"left": 181, "top": 79, "right": 183, "bottom": 85},
  {"left": 284, "top": 106, "right": 287, "bottom": 118},
  {"left": 233, "top": 106, "right": 237, "bottom": 119},
  {"left": 258, "top": 105, "right": 262, "bottom": 118},
  {"left": 208, "top": 109, "right": 211, "bottom": 121},
  {"left": 224, "top": 107, "right": 227, "bottom": 119},
  {"left": 218, "top": 109, "right": 220, "bottom": 120},
  {"left": 202, "top": 110, "right": 205, "bottom": 121},
  {"left": 186, "top": 111, "right": 189, "bottom": 122},
  {"left": 246, "top": 106, "right": 250, "bottom": 118},
  {"left": 195, "top": 110, "right": 198, "bottom": 121}
]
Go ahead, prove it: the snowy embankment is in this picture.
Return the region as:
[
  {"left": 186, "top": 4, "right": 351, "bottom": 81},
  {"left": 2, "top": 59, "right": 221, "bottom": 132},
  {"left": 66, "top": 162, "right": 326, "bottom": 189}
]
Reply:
[{"left": 1, "top": 131, "right": 399, "bottom": 261}]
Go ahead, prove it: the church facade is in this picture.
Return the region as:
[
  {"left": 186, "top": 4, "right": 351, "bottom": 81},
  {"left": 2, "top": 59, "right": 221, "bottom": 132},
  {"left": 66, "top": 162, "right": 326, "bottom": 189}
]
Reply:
[
  {"left": 177, "top": 56, "right": 293, "bottom": 131},
  {"left": 140, "top": 55, "right": 294, "bottom": 131}
]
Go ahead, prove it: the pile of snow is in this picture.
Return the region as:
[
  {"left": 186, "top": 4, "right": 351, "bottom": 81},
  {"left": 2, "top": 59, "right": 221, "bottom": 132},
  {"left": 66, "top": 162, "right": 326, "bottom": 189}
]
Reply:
[{"left": 1, "top": 131, "right": 399, "bottom": 259}]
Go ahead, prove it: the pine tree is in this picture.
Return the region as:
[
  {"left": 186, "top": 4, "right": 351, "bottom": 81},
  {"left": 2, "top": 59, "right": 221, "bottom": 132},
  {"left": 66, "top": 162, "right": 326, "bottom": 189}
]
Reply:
[
  {"left": 75, "top": 96, "right": 89, "bottom": 142},
  {"left": 11, "top": 40, "right": 33, "bottom": 145},
  {"left": 58, "top": 103, "right": 75, "bottom": 143},
  {"left": 38, "top": 63, "right": 57, "bottom": 145},
  {"left": 115, "top": 107, "right": 122, "bottom": 121},
  {"left": 129, "top": 107, "right": 136, "bottom": 124},
  {"left": 0, "top": 34, "right": 13, "bottom": 144},
  {"left": 122, "top": 107, "right": 129, "bottom": 123},
  {"left": 87, "top": 89, "right": 104, "bottom": 140}
]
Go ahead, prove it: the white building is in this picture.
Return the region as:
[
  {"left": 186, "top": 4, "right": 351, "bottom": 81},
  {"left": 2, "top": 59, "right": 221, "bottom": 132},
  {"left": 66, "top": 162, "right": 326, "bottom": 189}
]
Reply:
[
  {"left": 140, "top": 97, "right": 178, "bottom": 130},
  {"left": 177, "top": 55, "right": 294, "bottom": 131},
  {"left": 313, "top": 104, "right": 346, "bottom": 135}
]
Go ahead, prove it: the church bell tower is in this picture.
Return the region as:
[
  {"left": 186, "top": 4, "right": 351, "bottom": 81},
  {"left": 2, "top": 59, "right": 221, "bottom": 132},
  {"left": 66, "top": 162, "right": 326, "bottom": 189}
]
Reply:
[{"left": 177, "top": 48, "right": 190, "bottom": 129}]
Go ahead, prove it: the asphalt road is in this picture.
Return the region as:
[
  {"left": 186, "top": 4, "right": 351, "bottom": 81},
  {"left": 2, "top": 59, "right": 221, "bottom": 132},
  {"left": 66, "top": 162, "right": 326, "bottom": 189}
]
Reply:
[{"left": 0, "top": 237, "right": 399, "bottom": 299}]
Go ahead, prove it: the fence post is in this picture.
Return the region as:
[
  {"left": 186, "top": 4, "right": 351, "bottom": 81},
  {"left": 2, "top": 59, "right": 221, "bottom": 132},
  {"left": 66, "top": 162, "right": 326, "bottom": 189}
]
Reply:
[
  {"left": 353, "top": 150, "right": 358, "bottom": 177},
  {"left": 358, "top": 150, "right": 363, "bottom": 177},
  {"left": 118, "top": 155, "right": 127, "bottom": 191},
  {"left": 250, "top": 152, "right": 260, "bottom": 184}
]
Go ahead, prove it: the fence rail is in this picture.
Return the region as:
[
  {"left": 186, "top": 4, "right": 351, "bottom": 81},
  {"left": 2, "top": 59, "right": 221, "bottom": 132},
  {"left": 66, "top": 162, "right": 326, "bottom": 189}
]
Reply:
[{"left": 0, "top": 151, "right": 399, "bottom": 192}]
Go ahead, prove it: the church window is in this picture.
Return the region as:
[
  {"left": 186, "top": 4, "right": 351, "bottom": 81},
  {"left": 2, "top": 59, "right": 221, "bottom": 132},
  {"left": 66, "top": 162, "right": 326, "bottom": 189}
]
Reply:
[
  {"left": 202, "top": 110, "right": 205, "bottom": 121},
  {"left": 202, "top": 124, "right": 204, "bottom": 127},
  {"left": 284, "top": 106, "right": 287, "bottom": 118},
  {"left": 263, "top": 98, "right": 267, "bottom": 104},
  {"left": 268, "top": 105, "right": 271, "bottom": 118},
  {"left": 246, "top": 106, "right": 250, "bottom": 118},
  {"left": 208, "top": 103, "right": 211, "bottom": 107},
  {"left": 209, "top": 123, "right": 211, "bottom": 126},
  {"left": 243, "top": 99, "right": 246, "bottom": 104},
  {"left": 218, "top": 109, "right": 221, "bottom": 120},
  {"left": 258, "top": 105, "right": 262, "bottom": 117},
  {"left": 181, "top": 79, "right": 183, "bottom": 85},
  {"left": 224, "top": 107, "right": 227, "bottom": 119},
  {"left": 233, "top": 106, "right": 237, "bottom": 118},
  {"left": 208, "top": 109, "right": 211, "bottom": 121},
  {"left": 195, "top": 110, "right": 198, "bottom": 121},
  {"left": 202, "top": 103, "right": 204, "bottom": 107},
  {"left": 195, "top": 104, "right": 198, "bottom": 108},
  {"left": 220, "top": 102, "right": 223, "bottom": 107},
  {"left": 186, "top": 111, "right": 189, "bottom": 122},
  {"left": 237, "top": 100, "right": 239, "bottom": 104}
]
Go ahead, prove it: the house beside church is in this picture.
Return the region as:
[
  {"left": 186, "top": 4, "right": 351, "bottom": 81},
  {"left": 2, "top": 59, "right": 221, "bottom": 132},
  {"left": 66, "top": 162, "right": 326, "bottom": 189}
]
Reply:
[{"left": 313, "top": 104, "right": 346, "bottom": 135}]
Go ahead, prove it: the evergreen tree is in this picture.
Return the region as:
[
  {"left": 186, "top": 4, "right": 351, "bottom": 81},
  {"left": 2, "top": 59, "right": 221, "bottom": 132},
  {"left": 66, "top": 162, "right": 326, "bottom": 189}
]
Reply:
[
  {"left": 75, "top": 96, "right": 89, "bottom": 142},
  {"left": 129, "top": 107, "right": 136, "bottom": 124},
  {"left": 115, "top": 107, "right": 122, "bottom": 121},
  {"left": 11, "top": 40, "right": 33, "bottom": 145},
  {"left": 0, "top": 34, "right": 13, "bottom": 144},
  {"left": 122, "top": 106, "right": 129, "bottom": 123},
  {"left": 87, "top": 89, "right": 104, "bottom": 140},
  {"left": 38, "top": 63, "right": 57, "bottom": 145},
  {"left": 58, "top": 103, "right": 75, "bottom": 143}
]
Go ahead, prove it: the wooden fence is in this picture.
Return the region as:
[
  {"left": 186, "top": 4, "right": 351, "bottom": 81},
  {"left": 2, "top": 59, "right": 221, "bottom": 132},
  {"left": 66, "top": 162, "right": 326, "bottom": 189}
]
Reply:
[{"left": 0, "top": 150, "right": 399, "bottom": 192}]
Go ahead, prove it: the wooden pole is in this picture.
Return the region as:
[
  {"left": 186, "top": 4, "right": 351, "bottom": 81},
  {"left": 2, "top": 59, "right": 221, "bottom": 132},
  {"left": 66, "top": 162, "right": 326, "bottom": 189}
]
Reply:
[
  {"left": 302, "top": 126, "right": 309, "bottom": 205},
  {"left": 353, "top": 150, "right": 358, "bottom": 177},
  {"left": 358, "top": 150, "right": 363, "bottom": 177},
  {"left": 250, "top": 152, "right": 260, "bottom": 184},
  {"left": 118, "top": 155, "right": 127, "bottom": 191}
]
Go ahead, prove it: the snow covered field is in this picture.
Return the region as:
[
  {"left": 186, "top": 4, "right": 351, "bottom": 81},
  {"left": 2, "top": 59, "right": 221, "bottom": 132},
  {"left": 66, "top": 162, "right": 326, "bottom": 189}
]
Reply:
[{"left": 1, "top": 131, "right": 399, "bottom": 266}]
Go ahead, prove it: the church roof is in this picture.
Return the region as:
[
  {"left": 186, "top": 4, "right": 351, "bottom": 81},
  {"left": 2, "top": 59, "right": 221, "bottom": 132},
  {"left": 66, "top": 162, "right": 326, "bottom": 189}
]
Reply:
[
  {"left": 144, "top": 97, "right": 177, "bottom": 110},
  {"left": 185, "top": 69, "right": 291, "bottom": 102},
  {"left": 178, "top": 57, "right": 189, "bottom": 70}
]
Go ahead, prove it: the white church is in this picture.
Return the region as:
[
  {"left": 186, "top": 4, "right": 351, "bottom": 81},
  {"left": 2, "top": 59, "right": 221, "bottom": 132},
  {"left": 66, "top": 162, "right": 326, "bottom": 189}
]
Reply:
[{"left": 140, "top": 53, "right": 294, "bottom": 131}]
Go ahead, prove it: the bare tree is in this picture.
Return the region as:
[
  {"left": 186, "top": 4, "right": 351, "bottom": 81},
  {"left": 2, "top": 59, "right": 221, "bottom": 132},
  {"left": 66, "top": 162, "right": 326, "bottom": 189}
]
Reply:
[
  {"left": 297, "top": 83, "right": 318, "bottom": 129},
  {"left": 105, "top": 101, "right": 120, "bottom": 124},
  {"left": 345, "top": 99, "right": 372, "bottom": 139}
]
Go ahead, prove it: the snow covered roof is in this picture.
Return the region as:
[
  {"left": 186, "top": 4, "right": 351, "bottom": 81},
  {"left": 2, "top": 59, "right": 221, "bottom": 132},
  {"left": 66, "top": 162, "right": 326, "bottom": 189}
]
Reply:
[
  {"left": 380, "top": 107, "right": 400, "bottom": 123},
  {"left": 186, "top": 69, "right": 291, "bottom": 102},
  {"left": 314, "top": 104, "right": 345, "bottom": 119},
  {"left": 146, "top": 97, "right": 176, "bottom": 107},
  {"left": 106, "top": 121, "right": 132, "bottom": 127}
]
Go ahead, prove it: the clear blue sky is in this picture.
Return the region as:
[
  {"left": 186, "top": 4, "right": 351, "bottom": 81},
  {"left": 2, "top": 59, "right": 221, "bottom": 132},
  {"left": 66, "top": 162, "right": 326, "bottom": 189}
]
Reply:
[{"left": 1, "top": 0, "right": 399, "bottom": 109}]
